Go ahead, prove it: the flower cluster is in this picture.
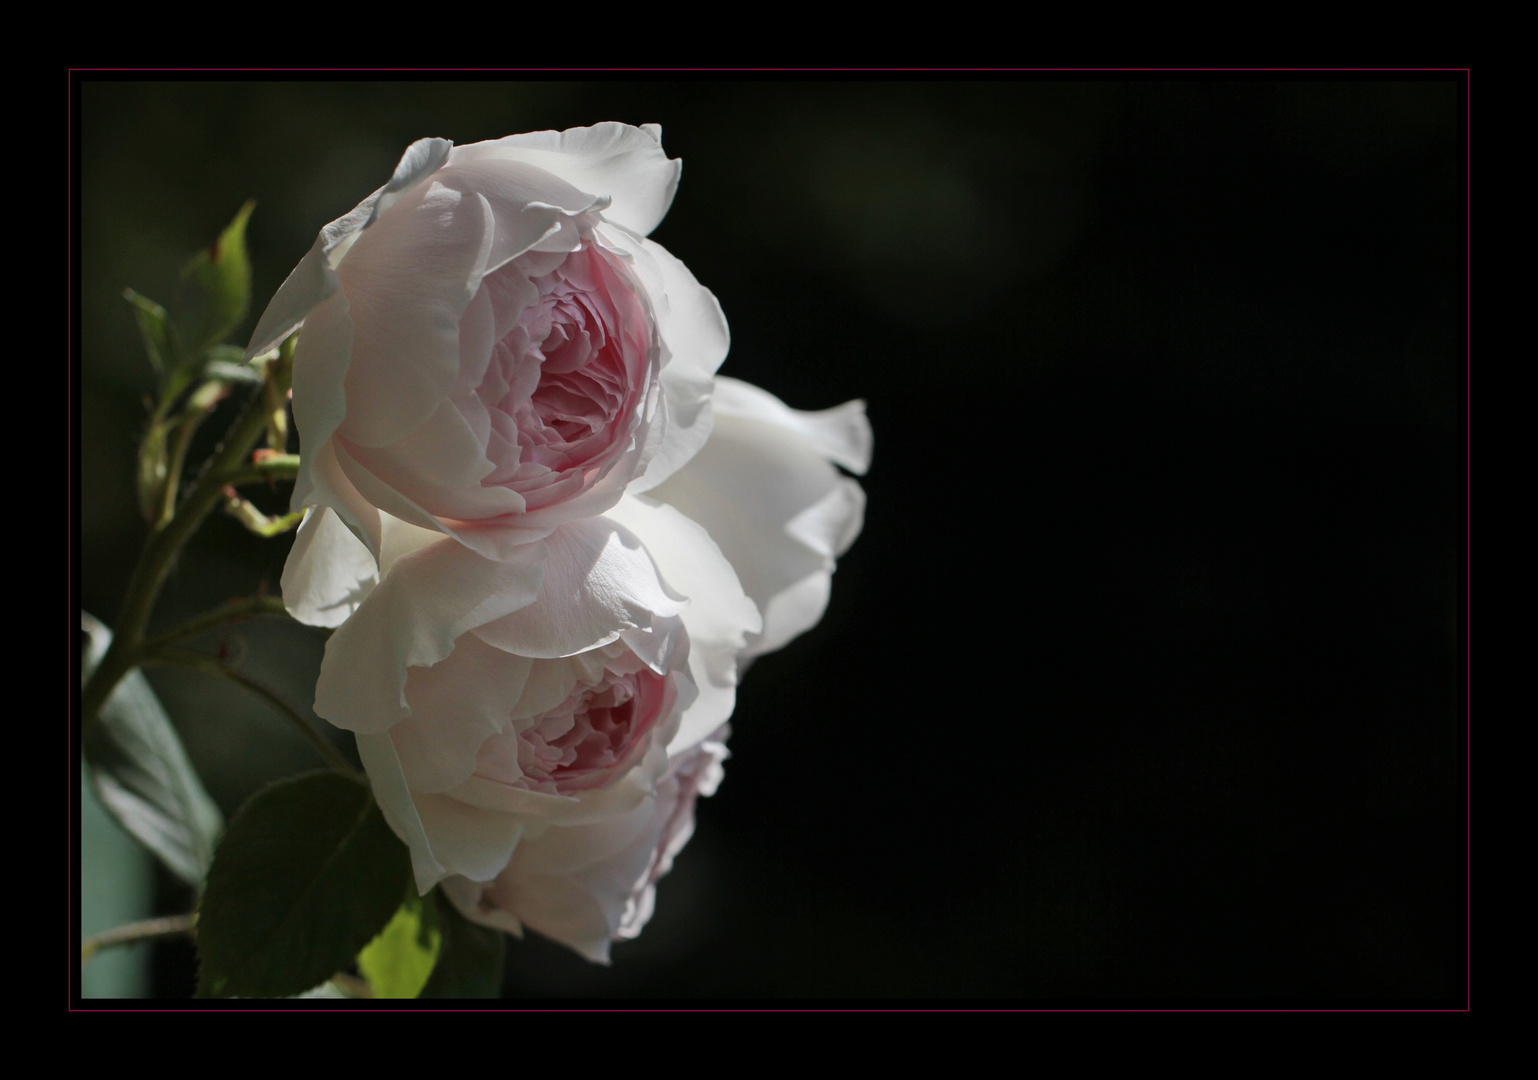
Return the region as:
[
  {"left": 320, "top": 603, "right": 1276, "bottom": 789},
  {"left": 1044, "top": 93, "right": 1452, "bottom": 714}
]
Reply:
[{"left": 252, "top": 124, "right": 871, "bottom": 962}]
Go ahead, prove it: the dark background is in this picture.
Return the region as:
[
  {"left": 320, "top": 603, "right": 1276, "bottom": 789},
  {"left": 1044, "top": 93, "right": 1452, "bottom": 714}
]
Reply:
[{"left": 76, "top": 75, "right": 1465, "bottom": 1003}]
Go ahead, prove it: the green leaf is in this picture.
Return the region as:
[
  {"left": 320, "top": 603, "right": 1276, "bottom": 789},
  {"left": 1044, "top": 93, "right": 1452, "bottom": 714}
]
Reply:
[
  {"left": 196, "top": 771, "right": 411, "bottom": 999},
  {"left": 420, "top": 893, "right": 505, "bottom": 999},
  {"left": 80, "top": 613, "right": 223, "bottom": 886},
  {"left": 173, "top": 200, "right": 255, "bottom": 364},
  {"left": 359, "top": 888, "right": 443, "bottom": 998},
  {"left": 123, "top": 289, "right": 177, "bottom": 376},
  {"left": 203, "top": 349, "right": 264, "bottom": 385}
]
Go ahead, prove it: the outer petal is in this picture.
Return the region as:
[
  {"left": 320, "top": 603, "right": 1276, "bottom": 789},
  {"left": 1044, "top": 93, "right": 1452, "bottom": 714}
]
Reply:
[
  {"left": 439, "top": 875, "right": 524, "bottom": 939},
  {"left": 414, "top": 792, "right": 525, "bottom": 887},
  {"left": 442, "top": 728, "right": 729, "bottom": 963},
  {"left": 360, "top": 138, "right": 454, "bottom": 236},
  {"left": 470, "top": 515, "right": 687, "bottom": 660},
  {"left": 357, "top": 731, "right": 524, "bottom": 895},
  {"left": 335, "top": 399, "right": 506, "bottom": 522},
  {"left": 313, "top": 532, "right": 546, "bottom": 734},
  {"left": 446, "top": 800, "right": 658, "bottom": 964},
  {"left": 245, "top": 137, "right": 452, "bottom": 362},
  {"left": 280, "top": 507, "right": 379, "bottom": 628},
  {"left": 714, "top": 375, "right": 872, "bottom": 475},
  {"left": 646, "top": 378, "right": 870, "bottom": 659},
  {"left": 433, "top": 157, "right": 595, "bottom": 272},
  {"left": 332, "top": 182, "right": 493, "bottom": 448},
  {"left": 332, "top": 439, "right": 556, "bottom": 561},
  {"left": 392, "top": 633, "right": 534, "bottom": 793},
  {"left": 605, "top": 494, "right": 761, "bottom": 754},
  {"left": 449, "top": 123, "right": 680, "bottom": 238},
  {"left": 243, "top": 229, "right": 336, "bottom": 364},
  {"left": 286, "top": 291, "right": 364, "bottom": 520},
  {"left": 355, "top": 731, "right": 443, "bottom": 895},
  {"left": 613, "top": 727, "right": 729, "bottom": 943},
  {"left": 618, "top": 230, "right": 731, "bottom": 495}
]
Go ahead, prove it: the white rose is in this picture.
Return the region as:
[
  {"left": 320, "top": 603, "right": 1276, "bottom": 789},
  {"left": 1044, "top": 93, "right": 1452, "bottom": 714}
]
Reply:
[
  {"left": 247, "top": 124, "right": 727, "bottom": 566},
  {"left": 283, "top": 495, "right": 760, "bottom": 960},
  {"left": 263, "top": 125, "right": 871, "bottom": 962}
]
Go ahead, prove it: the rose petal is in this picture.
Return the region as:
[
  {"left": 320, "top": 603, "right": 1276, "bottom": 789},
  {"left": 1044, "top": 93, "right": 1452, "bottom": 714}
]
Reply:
[
  {"left": 281, "top": 506, "right": 379, "bottom": 628},
  {"left": 333, "top": 183, "right": 493, "bottom": 448},
  {"left": 470, "top": 515, "right": 686, "bottom": 660},
  {"left": 756, "top": 478, "right": 867, "bottom": 657},
  {"left": 442, "top": 729, "right": 728, "bottom": 963},
  {"left": 331, "top": 440, "right": 558, "bottom": 561},
  {"left": 341, "top": 396, "right": 504, "bottom": 518},
  {"left": 413, "top": 791, "right": 526, "bottom": 885},
  {"left": 355, "top": 731, "right": 444, "bottom": 895},
  {"left": 613, "top": 728, "right": 728, "bottom": 943},
  {"left": 314, "top": 532, "right": 546, "bottom": 734},
  {"left": 646, "top": 379, "right": 870, "bottom": 659},
  {"left": 287, "top": 287, "right": 358, "bottom": 499},
  {"left": 450, "top": 123, "right": 680, "bottom": 238},
  {"left": 618, "top": 232, "right": 731, "bottom": 495},
  {"left": 357, "top": 731, "right": 526, "bottom": 895},
  {"left": 362, "top": 137, "right": 454, "bottom": 235},
  {"left": 246, "top": 137, "right": 452, "bottom": 362},
  {"left": 436, "top": 157, "right": 593, "bottom": 273},
  {"left": 487, "top": 863, "right": 620, "bottom": 965},
  {"left": 604, "top": 494, "right": 761, "bottom": 754},
  {"left": 439, "top": 875, "right": 524, "bottom": 938},
  {"left": 243, "top": 230, "right": 336, "bottom": 364},
  {"left": 393, "top": 633, "right": 535, "bottom": 793},
  {"left": 484, "top": 808, "right": 660, "bottom": 965},
  {"left": 714, "top": 375, "right": 872, "bottom": 475},
  {"left": 450, "top": 739, "right": 667, "bottom": 826}
]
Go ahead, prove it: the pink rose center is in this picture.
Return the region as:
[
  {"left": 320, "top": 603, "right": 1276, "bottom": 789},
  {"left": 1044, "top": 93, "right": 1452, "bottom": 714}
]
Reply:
[
  {"left": 512, "top": 668, "right": 671, "bottom": 795},
  {"left": 479, "top": 244, "right": 653, "bottom": 509}
]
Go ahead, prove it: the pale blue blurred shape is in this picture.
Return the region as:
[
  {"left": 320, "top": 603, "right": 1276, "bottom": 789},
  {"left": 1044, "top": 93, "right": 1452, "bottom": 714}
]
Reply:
[{"left": 81, "top": 762, "right": 154, "bottom": 998}]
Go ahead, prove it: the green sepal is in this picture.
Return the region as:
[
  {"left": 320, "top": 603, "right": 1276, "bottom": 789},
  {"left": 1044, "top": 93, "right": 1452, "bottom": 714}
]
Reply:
[
  {"left": 173, "top": 200, "right": 255, "bottom": 369},
  {"left": 420, "top": 893, "right": 506, "bottom": 999},
  {"left": 195, "top": 771, "right": 411, "bottom": 999},
  {"left": 358, "top": 888, "right": 443, "bottom": 999},
  {"left": 80, "top": 613, "right": 223, "bottom": 886}
]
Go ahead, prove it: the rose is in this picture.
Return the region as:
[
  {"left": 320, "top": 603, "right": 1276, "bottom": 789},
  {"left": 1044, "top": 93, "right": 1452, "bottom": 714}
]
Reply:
[
  {"left": 284, "top": 493, "right": 760, "bottom": 959},
  {"left": 280, "top": 378, "right": 868, "bottom": 960},
  {"left": 281, "top": 375, "right": 870, "bottom": 959},
  {"left": 260, "top": 124, "right": 872, "bottom": 959},
  {"left": 245, "top": 124, "right": 727, "bottom": 564}
]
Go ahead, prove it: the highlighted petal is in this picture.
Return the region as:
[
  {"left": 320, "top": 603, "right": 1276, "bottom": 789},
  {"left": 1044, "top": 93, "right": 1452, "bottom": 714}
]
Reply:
[
  {"left": 281, "top": 507, "right": 378, "bottom": 628},
  {"left": 605, "top": 494, "right": 760, "bottom": 754},
  {"left": 471, "top": 516, "right": 686, "bottom": 660},
  {"left": 647, "top": 379, "right": 870, "bottom": 659},
  {"left": 450, "top": 123, "right": 681, "bottom": 238},
  {"left": 314, "top": 534, "right": 546, "bottom": 734}
]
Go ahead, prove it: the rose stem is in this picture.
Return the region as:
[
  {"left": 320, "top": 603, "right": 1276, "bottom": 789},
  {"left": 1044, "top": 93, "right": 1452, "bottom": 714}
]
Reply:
[{"left": 81, "top": 355, "right": 290, "bottom": 732}]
